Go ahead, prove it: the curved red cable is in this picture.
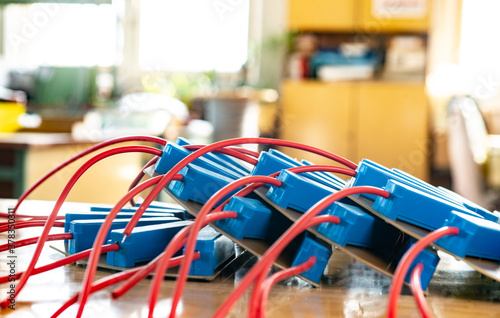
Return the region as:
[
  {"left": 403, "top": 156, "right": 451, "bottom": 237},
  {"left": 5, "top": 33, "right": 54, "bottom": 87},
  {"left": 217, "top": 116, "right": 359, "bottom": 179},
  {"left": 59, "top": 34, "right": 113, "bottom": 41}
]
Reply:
[
  {"left": 213, "top": 186, "right": 389, "bottom": 318},
  {"left": 0, "top": 232, "right": 73, "bottom": 253},
  {"left": 128, "top": 156, "right": 159, "bottom": 206},
  {"left": 51, "top": 253, "right": 199, "bottom": 318},
  {"left": 123, "top": 137, "right": 357, "bottom": 239},
  {"left": 13, "top": 135, "right": 167, "bottom": 214},
  {"left": 0, "top": 221, "right": 64, "bottom": 232},
  {"left": 112, "top": 211, "right": 237, "bottom": 300},
  {"left": 248, "top": 214, "right": 339, "bottom": 318},
  {"left": 410, "top": 262, "right": 432, "bottom": 318},
  {"left": 75, "top": 174, "right": 182, "bottom": 317},
  {"left": 256, "top": 255, "right": 317, "bottom": 318},
  {"left": 149, "top": 176, "right": 281, "bottom": 318},
  {"left": 387, "top": 226, "right": 459, "bottom": 318},
  {"left": 183, "top": 145, "right": 259, "bottom": 165},
  {"left": 0, "top": 243, "right": 118, "bottom": 284},
  {"left": 0, "top": 145, "right": 162, "bottom": 310},
  {"left": 211, "top": 165, "right": 356, "bottom": 214}
]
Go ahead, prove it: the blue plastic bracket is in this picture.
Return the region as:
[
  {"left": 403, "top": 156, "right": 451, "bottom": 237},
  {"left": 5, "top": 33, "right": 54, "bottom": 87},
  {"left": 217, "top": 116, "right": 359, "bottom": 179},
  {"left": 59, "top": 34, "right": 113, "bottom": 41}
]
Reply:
[{"left": 106, "top": 220, "right": 193, "bottom": 267}]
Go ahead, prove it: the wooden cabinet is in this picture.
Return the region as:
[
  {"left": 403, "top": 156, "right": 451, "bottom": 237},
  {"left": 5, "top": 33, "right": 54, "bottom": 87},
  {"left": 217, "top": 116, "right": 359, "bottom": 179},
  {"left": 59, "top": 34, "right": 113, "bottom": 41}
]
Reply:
[
  {"left": 288, "top": 0, "right": 431, "bottom": 32},
  {"left": 280, "top": 80, "right": 429, "bottom": 180},
  {"left": 288, "top": 0, "right": 356, "bottom": 31},
  {"left": 280, "top": 81, "right": 354, "bottom": 165},
  {"left": 358, "top": 0, "right": 430, "bottom": 33},
  {"left": 355, "top": 82, "right": 429, "bottom": 179}
]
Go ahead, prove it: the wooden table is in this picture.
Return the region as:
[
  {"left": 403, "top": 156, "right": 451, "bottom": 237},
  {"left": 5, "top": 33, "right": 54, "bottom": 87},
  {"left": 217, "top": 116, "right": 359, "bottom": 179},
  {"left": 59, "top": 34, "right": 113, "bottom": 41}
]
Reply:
[{"left": 0, "top": 199, "right": 499, "bottom": 317}]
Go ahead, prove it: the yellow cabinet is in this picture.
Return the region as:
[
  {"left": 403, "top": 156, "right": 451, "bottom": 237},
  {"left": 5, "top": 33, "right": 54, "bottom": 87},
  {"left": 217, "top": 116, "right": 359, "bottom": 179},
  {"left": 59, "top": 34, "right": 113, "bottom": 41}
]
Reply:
[
  {"left": 280, "top": 80, "right": 354, "bottom": 165},
  {"left": 288, "top": 0, "right": 356, "bottom": 31},
  {"left": 355, "top": 82, "right": 429, "bottom": 180},
  {"left": 288, "top": 0, "right": 430, "bottom": 32},
  {"left": 280, "top": 80, "right": 429, "bottom": 180},
  {"left": 358, "top": 0, "right": 430, "bottom": 33}
]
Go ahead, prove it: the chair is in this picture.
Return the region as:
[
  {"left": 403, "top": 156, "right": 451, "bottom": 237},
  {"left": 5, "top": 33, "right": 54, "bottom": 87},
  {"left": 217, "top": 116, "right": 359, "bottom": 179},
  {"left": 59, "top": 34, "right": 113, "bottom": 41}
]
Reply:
[{"left": 447, "top": 95, "right": 500, "bottom": 209}]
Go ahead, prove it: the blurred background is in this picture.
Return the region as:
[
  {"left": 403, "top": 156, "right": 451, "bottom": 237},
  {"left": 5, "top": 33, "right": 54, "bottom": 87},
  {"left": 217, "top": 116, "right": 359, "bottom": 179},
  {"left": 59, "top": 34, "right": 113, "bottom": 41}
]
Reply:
[{"left": 1, "top": 0, "right": 500, "bottom": 209}]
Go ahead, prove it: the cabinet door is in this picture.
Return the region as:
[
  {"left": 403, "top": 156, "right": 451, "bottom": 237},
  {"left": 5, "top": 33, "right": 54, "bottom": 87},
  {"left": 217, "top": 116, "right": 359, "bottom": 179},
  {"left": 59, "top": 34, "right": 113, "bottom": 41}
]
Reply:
[
  {"left": 280, "top": 80, "right": 354, "bottom": 165},
  {"left": 288, "top": 0, "right": 356, "bottom": 31},
  {"left": 358, "top": 0, "right": 430, "bottom": 32},
  {"left": 355, "top": 82, "right": 429, "bottom": 180}
]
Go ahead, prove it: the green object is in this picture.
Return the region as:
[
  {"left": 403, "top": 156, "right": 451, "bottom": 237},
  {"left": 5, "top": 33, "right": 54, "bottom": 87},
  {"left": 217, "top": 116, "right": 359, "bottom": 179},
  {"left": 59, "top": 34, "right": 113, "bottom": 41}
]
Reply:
[{"left": 33, "top": 66, "right": 97, "bottom": 115}]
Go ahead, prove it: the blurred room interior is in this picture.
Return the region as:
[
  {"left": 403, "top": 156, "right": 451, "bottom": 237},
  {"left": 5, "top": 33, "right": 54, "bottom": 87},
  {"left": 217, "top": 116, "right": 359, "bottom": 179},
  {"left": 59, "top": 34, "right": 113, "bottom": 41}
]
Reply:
[{"left": 1, "top": 0, "right": 500, "bottom": 210}]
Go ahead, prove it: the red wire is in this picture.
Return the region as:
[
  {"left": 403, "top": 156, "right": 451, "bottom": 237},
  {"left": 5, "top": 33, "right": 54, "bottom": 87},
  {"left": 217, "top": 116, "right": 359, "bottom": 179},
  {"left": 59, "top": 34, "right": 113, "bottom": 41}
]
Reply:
[
  {"left": 112, "top": 211, "right": 237, "bottom": 300},
  {"left": 184, "top": 144, "right": 260, "bottom": 159},
  {"left": 0, "top": 212, "right": 65, "bottom": 220},
  {"left": 51, "top": 253, "right": 199, "bottom": 318},
  {"left": 213, "top": 186, "right": 389, "bottom": 318},
  {"left": 248, "top": 214, "right": 339, "bottom": 318},
  {"left": 123, "top": 137, "right": 357, "bottom": 239},
  {"left": 183, "top": 145, "right": 259, "bottom": 165},
  {"left": 0, "top": 221, "right": 65, "bottom": 232},
  {"left": 75, "top": 174, "right": 182, "bottom": 317},
  {"left": 410, "top": 262, "right": 432, "bottom": 318},
  {"left": 211, "top": 165, "right": 356, "bottom": 214},
  {"left": 387, "top": 226, "right": 459, "bottom": 318},
  {"left": 0, "top": 145, "right": 163, "bottom": 310},
  {"left": 257, "top": 255, "right": 317, "bottom": 318},
  {"left": 128, "top": 156, "right": 159, "bottom": 206},
  {"left": 149, "top": 176, "right": 281, "bottom": 318},
  {"left": 12, "top": 135, "right": 167, "bottom": 214},
  {"left": 0, "top": 243, "right": 118, "bottom": 284},
  {"left": 0, "top": 232, "right": 73, "bottom": 253}
]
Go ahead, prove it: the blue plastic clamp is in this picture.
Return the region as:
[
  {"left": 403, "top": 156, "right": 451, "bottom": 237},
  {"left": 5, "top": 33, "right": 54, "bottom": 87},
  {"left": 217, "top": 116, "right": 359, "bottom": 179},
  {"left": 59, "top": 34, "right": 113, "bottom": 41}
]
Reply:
[
  {"left": 176, "top": 137, "right": 251, "bottom": 176},
  {"left": 266, "top": 169, "right": 335, "bottom": 212},
  {"left": 106, "top": 220, "right": 193, "bottom": 267},
  {"left": 184, "top": 225, "right": 235, "bottom": 276},
  {"left": 169, "top": 164, "right": 241, "bottom": 205},
  {"left": 290, "top": 233, "right": 332, "bottom": 283},
  {"left": 317, "top": 201, "right": 401, "bottom": 249},
  {"left": 217, "top": 196, "right": 273, "bottom": 240},
  {"left": 438, "top": 211, "right": 500, "bottom": 261},
  {"left": 64, "top": 211, "right": 175, "bottom": 233},
  {"left": 154, "top": 142, "right": 242, "bottom": 179},
  {"left": 68, "top": 216, "right": 179, "bottom": 254},
  {"left": 350, "top": 159, "right": 499, "bottom": 223},
  {"left": 372, "top": 180, "right": 484, "bottom": 231}
]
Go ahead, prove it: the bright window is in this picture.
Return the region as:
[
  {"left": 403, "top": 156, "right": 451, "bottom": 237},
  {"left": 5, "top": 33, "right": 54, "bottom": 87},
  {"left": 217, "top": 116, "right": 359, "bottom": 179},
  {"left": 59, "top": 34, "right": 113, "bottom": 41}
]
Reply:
[
  {"left": 139, "top": 0, "right": 249, "bottom": 72},
  {"left": 3, "top": 3, "right": 117, "bottom": 67}
]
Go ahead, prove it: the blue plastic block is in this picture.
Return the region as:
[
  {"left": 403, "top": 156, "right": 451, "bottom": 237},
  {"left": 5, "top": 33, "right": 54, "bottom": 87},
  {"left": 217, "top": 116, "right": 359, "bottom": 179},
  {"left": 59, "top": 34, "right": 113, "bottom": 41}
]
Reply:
[
  {"left": 68, "top": 217, "right": 179, "bottom": 254},
  {"left": 64, "top": 212, "right": 175, "bottom": 233},
  {"left": 107, "top": 220, "right": 193, "bottom": 267},
  {"left": 350, "top": 160, "right": 499, "bottom": 223},
  {"left": 436, "top": 186, "right": 499, "bottom": 223},
  {"left": 438, "top": 211, "right": 500, "bottom": 260},
  {"left": 90, "top": 206, "right": 185, "bottom": 220},
  {"left": 217, "top": 196, "right": 273, "bottom": 240},
  {"left": 154, "top": 142, "right": 240, "bottom": 179},
  {"left": 176, "top": 137, "right": 250, "bottom": 176},
  {"left": 251, "top": 151, "right": 295, "bottom": 177},
  {"left": 317, "top": 202, "right": 401, "bottom": 249},
  {"left": 135, "top": 201, "right": 186, "bottom": 211},
  {"left": 266, "top": 170, "right": 335, "bottom": 212},
  {"left": 373, "top": 180, "right": 484, "bottom": 231},
  {"left": 301, "top": 159, "right": 346, "bottom": 190},
  {"left": 251, "top": 151, "right": 331, "bottom": 189},
  {"left": 184, "top": 226, "right": 235, "bottom": 276},
  {"left": 404, "top": 244, "right": 440, "bottom": 290},
  {"left": 168, "top": 164, "right": 241, "bottom": 205},
  {"left": 291, "top": 233, "right": 332, "bottom": 283}
]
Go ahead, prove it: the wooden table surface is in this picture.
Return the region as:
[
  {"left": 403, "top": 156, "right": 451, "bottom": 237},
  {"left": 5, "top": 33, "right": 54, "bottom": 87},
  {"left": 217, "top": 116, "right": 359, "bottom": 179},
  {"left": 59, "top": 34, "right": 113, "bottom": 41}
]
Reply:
[{"left": 0, "top": 199, "right": 499, "bottom": 317}]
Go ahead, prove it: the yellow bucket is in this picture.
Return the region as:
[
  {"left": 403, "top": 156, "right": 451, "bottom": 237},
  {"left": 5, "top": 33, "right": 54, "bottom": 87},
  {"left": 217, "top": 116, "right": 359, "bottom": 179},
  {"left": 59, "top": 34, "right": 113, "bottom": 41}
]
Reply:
[{"left": 0, "top": 102, "right": 25, "bottom": 132}]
